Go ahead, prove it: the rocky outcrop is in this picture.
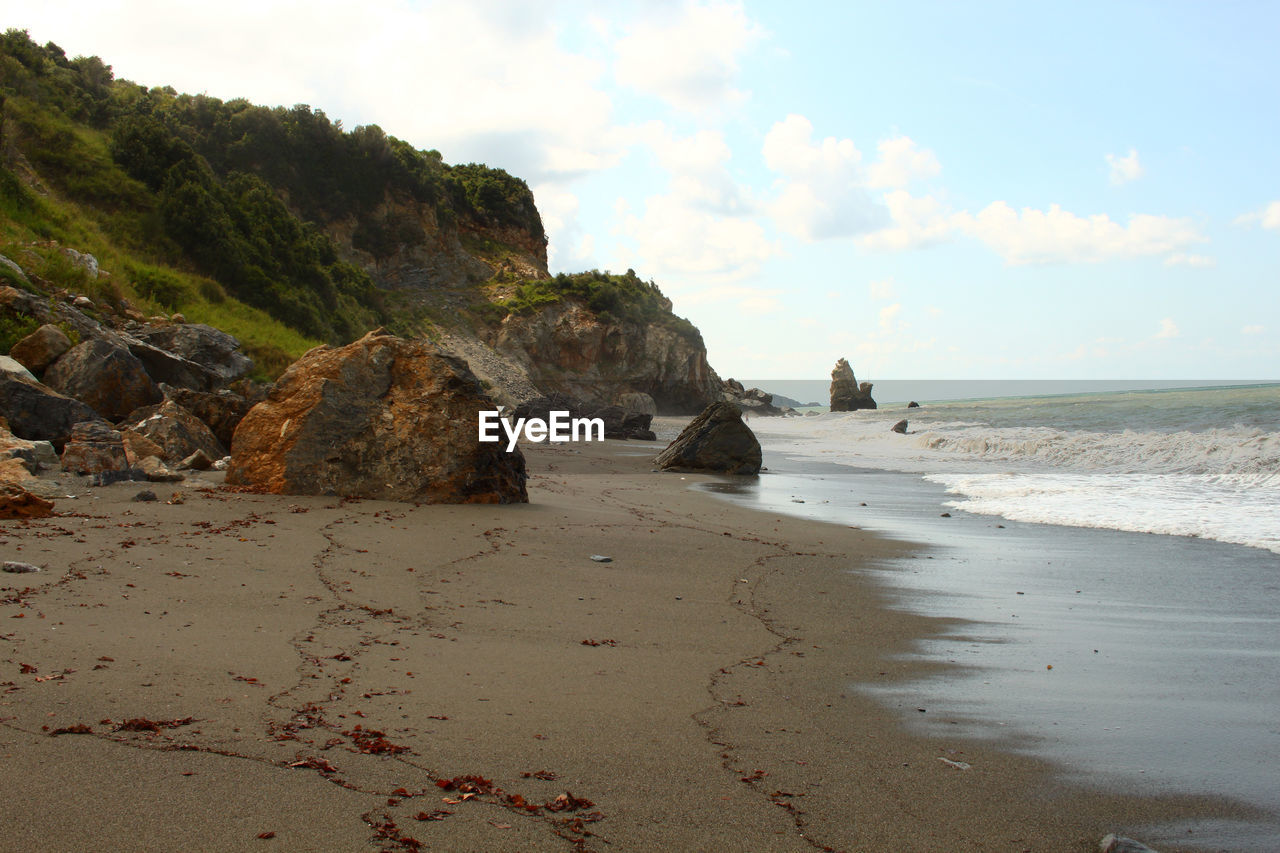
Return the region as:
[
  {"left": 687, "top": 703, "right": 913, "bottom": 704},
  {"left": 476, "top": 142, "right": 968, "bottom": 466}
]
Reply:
[
  {"left": 489, "top": 303, "right": 721, "bottom": 414},
  {"left": 227, "top": 330, "right": 527, "bottom": 503},
  {"left": 0, "top": 373, "right": 104, "bottom": 449},
  {"left": 720, "top": 379, "right": 790, "bottom": 417},
  {"left": 121, "top": 400, "right": 226, "bottom": 464},
  {"left": 829, "top": 357, "right": 876, "bottom": 411},
  {"left": 9, "top": 325, "right": 73, "bottom": 376},
  {"left": 43, "top": 339, "right": 163, "bottom": 421},
  {"left": 511, "top": 394, "right": 655, "bottom": 440},
  {"left": 654, "top": 401, "right": 762, "bottom": 475}
]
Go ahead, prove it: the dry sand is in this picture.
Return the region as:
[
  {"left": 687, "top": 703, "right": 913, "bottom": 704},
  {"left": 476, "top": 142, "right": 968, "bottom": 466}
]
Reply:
[{"left": 0, "top": 438, "right": 1244, "bottom": 852}]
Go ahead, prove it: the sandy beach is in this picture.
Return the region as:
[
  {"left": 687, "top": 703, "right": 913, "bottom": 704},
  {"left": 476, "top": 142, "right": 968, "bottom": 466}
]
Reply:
[{"left": 0, "top": 436, "right": 1250, "bottom": 852}]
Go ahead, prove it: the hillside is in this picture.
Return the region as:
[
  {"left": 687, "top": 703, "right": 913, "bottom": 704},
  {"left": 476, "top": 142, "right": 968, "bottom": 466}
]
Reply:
[{"left": 0, "top": 29, "right": 719, "bottom": 410}]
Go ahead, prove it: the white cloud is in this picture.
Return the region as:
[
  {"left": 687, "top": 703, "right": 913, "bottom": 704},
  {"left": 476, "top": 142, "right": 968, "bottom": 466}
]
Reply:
[
  {"left": 858, "top": 190, "right": 958, "bottom": 251},
  {"left": 621, "top": 193, "right": 777, "bottom": 282},
  {"left": 1242, "top": 325, "right": 1265, "bottom": 335},
  {"left": 613, "top": 0, "right": 766, "bottom": 113},
  {"left": 1235, "top": 201, "right": 1280, "bottom": 231},
  {"left": 868, "top": 277, "right": 896, "bottom": 300},
  {"left": 878, "top": 302, "right": 903, "bottom": 332},
  {"left": 763, "top": 114, "right": 885, "bottom": 240},
  {"left": 639, "top": 123, "right": 751, "bottom": 214},
  {"left": 955, "top": 202, "right": 1205, "bottom": 265},
  {"left": 1106, "top": 148, "right": 1144, "bottom": 185},
  {"left": 866, "top": 136, "right": 941, "bottom": 189},
  {"left": 1164, "top": 253, "right": 1215, "bottom": 267},
  {"left": 1155, "top": 317, "right": 1180, "bottom": 339}
]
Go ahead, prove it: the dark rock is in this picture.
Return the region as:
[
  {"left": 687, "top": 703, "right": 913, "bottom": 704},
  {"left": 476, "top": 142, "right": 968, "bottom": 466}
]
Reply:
[
  {"left": 907, "top": 401, "right": 920, "bottom": 408},
  {"left": 583, "top": 404, "right": 654, "bottom": 440},
  {"left": 159, "top": 384, "right": 252, "bottom": 449},
  {"left": 512, "top": 392, "right": 586, "bottom": 423},
  {"left": 829, "top": 357, "right": 877, "bottom": 411},
  {"left": 720, "top": 379, "right": 788, "bottom": 417},
  {"left": 132, "top": 489, "right": 158, "bottom": 502},
  {"left": 120, "top": 400, "right": 226, "bottom": 463},
  {"left": 44, "top": 338, "right": 162, "bottom": 421},
  {"left": 654, "top": 401, "right": 762, "bottom": 475},
  {"left": 60, "top": 420, "right": 134, "bottom": 477},
  {"left": 0, "top": 373, "right": 104, "bottom": 450},
  {"left": 126, "top": 340, "right": 224, "bottom": 392},
  {"left": 9, "top": 324, "right": 74, "bottom": 376},
  {"left": 133, "top": 323, "right": 254, "bottom": 387},
  {"left": 178, "top": 449, "right": 214, "bottom": 470},
  {"left": 614, "top": 391, "right": 657, "bottom": 417},
  {"left": 891, "top": 419, "right": 908, "bottom": 434},
  {"left": 227, "top": 330, "right": 527, "bottom": 504}
]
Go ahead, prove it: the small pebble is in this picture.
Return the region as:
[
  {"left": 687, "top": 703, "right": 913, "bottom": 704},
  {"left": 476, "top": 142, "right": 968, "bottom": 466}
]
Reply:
[{"left": 589, "top": 555, "right": 612, "bottom": 563}]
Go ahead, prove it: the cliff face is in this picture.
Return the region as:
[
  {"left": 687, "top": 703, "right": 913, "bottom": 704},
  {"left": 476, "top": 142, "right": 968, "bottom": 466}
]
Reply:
[
  {"left": 326, "top": 190, "right": 549, "bottom": 292},
  {"left": 486, "top": 302, "right": 721, "bottom": 414}
]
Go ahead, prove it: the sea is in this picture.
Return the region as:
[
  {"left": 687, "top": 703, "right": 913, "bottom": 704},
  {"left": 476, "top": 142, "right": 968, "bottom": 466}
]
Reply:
[
  {"left": 749, "top": 382, "right": 1280, "bottom": 555},
  {"left": 702, "top": 382, "right": 1280, "bottom": 850}
]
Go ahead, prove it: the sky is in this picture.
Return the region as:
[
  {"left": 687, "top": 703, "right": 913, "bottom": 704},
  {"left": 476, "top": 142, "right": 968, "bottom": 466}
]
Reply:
[{"left": 3, "top": 0, "right": 1278, "bottom": 381}]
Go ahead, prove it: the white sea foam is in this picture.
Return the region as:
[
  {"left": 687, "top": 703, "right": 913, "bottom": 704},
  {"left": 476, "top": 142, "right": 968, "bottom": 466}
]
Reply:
[{"left": 751, "top": 385, "right": 1280, "bottom": 554}]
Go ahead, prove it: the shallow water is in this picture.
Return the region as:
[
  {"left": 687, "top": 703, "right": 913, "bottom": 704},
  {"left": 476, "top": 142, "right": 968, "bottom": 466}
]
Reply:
[{"left": 699, "top": 454, "right": 1280, "bottom": 850}]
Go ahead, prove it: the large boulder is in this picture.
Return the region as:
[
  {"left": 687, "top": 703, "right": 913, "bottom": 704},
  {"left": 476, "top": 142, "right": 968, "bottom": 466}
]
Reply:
[
  {"left": 133, "top": 323, "right": 253, "bottom": 387},
  {"left": 0, "top": 373, "right": 104, "bottom": 450},
  {"left": 829, "top": 357, "right": 876, "bottom": 411},
  {"left": 43, "top": 338, "right": 162, "bottom": 421},
  {"left": 60, "top": 420, "right": 133, "bottom": 479},
  {"left": 8, "top": 324, "right": 73, "bottom": 376},
  {"left": 120, "top": 399, "right": 226, "bottom": 463},
  {"left": 226, "top": 330, "right": 527, "bottom": 504},
  {"left": 654, "top": 401, "right": 762, "bottom": 475}
]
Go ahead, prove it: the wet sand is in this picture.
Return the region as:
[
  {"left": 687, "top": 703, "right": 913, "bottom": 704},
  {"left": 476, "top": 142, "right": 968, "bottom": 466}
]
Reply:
[{"left": 0, "top": 438, "right": 1249, "bottom": 851}]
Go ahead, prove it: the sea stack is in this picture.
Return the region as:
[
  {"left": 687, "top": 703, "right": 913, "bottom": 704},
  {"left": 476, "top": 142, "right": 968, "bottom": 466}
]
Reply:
[{"left": 829, "top": 357, "right": 877, "bottom": 411}]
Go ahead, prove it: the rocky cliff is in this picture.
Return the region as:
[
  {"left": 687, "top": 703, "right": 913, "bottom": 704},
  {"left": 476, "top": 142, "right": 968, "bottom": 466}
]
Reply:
[
  {"left": 485, "top": 301, "right": 721, "bottom": 414},
  {"left": 0, "top": 31, "right": 722, "bottom": 414}
]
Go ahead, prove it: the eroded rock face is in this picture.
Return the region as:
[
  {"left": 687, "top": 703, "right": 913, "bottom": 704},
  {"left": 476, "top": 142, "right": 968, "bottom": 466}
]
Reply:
[
  {"left": 829, "top": 357, "right": 876, "bottom": 411},
  {"left": 490, "top": 303, "right": 721, "bottom": 415},
  {"left": 44, "top": 339, "right": 162, "bottom": 421},
  {"left": 654, "top": 401, "right": 761, "bottom": 475},
  {"left": 226, "top": 330, "right": 527, "bottom": 504}
]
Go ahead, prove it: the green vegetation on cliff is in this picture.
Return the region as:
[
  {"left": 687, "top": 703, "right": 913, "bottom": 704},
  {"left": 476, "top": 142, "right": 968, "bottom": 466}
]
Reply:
[
  {"left": 492, "top": 269, "right": 702, "bottom": 342},
  {"left": 0, "top": 29, "right": 544, "bottom": 364},
  {"left": 0, "top": 30, "right": 703, "bottom": 385}
]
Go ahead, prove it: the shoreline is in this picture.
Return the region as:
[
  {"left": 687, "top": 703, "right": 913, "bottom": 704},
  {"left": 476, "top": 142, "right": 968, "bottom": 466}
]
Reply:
[
  {"left": 702, "top": 438, "right": 1280, "bottom": 850},
  {"left": 0, "top": 436, "right": 1253, "bottom": 851}
]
